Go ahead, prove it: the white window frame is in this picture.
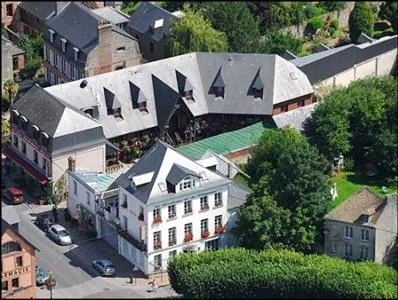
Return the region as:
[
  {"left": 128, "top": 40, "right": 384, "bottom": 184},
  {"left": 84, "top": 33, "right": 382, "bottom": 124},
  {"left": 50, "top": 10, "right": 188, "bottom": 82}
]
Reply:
[
  {"left": 168, "top": 227, "right": 176, "bottom": 246},
  {"left": 49, "top": 29, "right": 55, "bottom": 43},
  {"left": 214, "top": 192, "right": 223, "bottom": 207},
  {"left": 200, "top": 219, "right": 208, "bottom": 233},
  {"left": 154, "top": 254, "right": 162, "bottom": 269},
  {"left": 360, "top": 245, "right": 368, "bottom": 259},
  {"left": 344, "top": 243, "right": 352, "bottom": 257},
  {"left": 61, "top": 38, "right": 66, "bottom": 52},
  {"left": 43, "top": 45, "right": 47, "bottom": 61},
  {"left": 184, "top": 200, "right": 192, "bottom": 215},
  {"left": 153, "top": 208, "right": 161, "bottom": 220},
  {"left": 168, "top": 205, "right": 176, "bottom": 219},
  {"left": 215, "top": 215, "right": 222, "bottom": 228},
  {"left": 360, "top": 229, "right": 369, "bottom": 242},
  {"left": 180, "top": 177, "right": 193, "bottom": 191},
  {"left": 344, "top": 226, "right": 353, "bottom": 239},
  {"left": 49, "top": 49, "right": 54, "bottom": 66},
  {"left": 200, "top": 195, "right": 208, "bottom": 210},
  {"left": 73, "top": 47, "right": 79, "bottom": 61}
]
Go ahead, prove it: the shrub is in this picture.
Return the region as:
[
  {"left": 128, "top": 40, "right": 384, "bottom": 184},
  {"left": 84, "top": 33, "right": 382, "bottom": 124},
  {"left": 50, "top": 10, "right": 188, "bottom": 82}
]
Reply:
[
  {"left": 308, "top": 16, "right": 325, "bottom": 31},
  {"left": 302, "top": 3, "right": 325, "bottom": 19},
  {"left": 168, "top": 248, "right": 398, "bottom": 299},
  {"left": 343, "top": 157, "right": 355, "bottom": 171},
  {"left": 349, "top": 2, "right": 375, "bottom": 43},
  {"left": 330, "top": 18, "right": 339, "bottom": 30}
]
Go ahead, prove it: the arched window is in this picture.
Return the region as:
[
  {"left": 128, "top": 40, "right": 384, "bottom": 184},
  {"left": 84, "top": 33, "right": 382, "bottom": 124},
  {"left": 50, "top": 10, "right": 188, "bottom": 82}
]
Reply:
[
  {"left": 2, "top": 241, "right": 22, "bottom": 254},
  {"left": 180, "top": 176, "right": 194, "bottom": 191}
]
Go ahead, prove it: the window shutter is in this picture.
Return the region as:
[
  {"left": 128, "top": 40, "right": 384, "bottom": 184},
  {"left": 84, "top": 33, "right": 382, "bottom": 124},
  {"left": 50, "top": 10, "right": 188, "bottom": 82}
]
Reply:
[
  {"left": 43, "top": 45, "right": 47, "bottom": 62},
  {"left": 50, "top": 50, "right": 54, "bottom": 66}
]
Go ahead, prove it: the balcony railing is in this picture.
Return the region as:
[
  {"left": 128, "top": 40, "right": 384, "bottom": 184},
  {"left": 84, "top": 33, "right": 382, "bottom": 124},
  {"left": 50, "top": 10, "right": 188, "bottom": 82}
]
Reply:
[
  {"left": 168, "top": 238, "right": 176, "bottom": 246},
  {"left": 105, "top": 163, "right": 123, "bottom": 173},
  {"left": 184, "top": 233, "right": 193, "bottom": 242},
  {"left": 201, "top": 231, "right": 210, "bottom": 238}
]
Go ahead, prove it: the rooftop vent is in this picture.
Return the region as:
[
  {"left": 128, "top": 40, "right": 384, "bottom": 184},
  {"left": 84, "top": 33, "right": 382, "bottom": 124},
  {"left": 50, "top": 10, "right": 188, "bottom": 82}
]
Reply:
[{"left": 80, "top": 80, "right": 87, "bottom": 88}]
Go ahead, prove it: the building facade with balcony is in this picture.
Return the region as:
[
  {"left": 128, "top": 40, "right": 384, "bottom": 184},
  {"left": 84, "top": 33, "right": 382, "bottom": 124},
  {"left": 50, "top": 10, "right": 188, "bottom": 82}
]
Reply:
[
  {"left": 324, "top": 188, "right": 397, "bottom": 265},
  {"left": 2, "top": 206, "right": 36, "bottom": 299},
  {"left": 67, "top": 166, "right": 128, "bottom": 249},
  {"left": 42, "top": 2, "right": 142, "bottom": 86},
  {"left": 5, "top": 84, "right": 109, "bottom": 195},
  {"left": 116, "top": 141, "right": 250, "bottom": 275}
]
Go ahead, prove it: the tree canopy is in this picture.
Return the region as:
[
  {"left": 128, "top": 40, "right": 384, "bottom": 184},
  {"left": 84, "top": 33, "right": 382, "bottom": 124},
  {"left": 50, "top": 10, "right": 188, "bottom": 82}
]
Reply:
[
  {"left": 349, "top": 2, "right": 375, "bottom": 43},
  {"left": 236, "top": 128, "right": 332, "bottom": 252},
  {"left": 309, "top": 76, "right": 397, "bottom": 178},
  {"left": 261, "top": 28, "right": 303, "bottom": 55},
  {"left": 166, "top": 10, "right": 229, "bottom": 57},
  {"left": 379, "top": 1, "right": 398, "bottom": 33}
]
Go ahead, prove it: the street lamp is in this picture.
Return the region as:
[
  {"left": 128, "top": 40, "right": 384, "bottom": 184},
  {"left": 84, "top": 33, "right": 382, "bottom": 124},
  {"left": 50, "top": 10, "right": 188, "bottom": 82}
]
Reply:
[{"left": 45, "top": 269, "right": 57, "bottom": 299}]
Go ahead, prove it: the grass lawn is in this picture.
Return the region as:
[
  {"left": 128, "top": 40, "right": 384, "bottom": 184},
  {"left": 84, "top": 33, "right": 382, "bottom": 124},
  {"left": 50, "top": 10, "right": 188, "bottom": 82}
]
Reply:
[{"left": 331, "top": 171, "right": 397, "bottom": 209}]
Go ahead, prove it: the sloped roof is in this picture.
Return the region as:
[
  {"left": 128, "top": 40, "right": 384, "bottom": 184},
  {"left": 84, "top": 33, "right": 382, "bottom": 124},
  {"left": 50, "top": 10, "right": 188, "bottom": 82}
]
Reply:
[
  {"left": 18, "top": 1, "right": 64, "bottom": 20},
  {"left": 272, "top": 102, "right": 318, "bottom": 132},
  {"left": 128, "top": 2, "right": 178, "bottom": 42},
  {"left": 2, "top": 35, "right": 25, "bottom": 56},
  {"left": 166, "top": 164, "right": 200, "bottom": 185},
  {"left": 118, "top": 141, "right": 229, "bottom": 205},
  {"left": 325, "top": 188, "right": 386, "bottom": 225},
  {"left": 45, "top": 52, "right": 313, "bottom": 139},
  {"left": 92, "top": 6, "right": 129, "bottom": 24},
  {"left": 45, "top": 2, "right": 104, "bottom": 54},
  {"left": 178, "top": 121, "right": 273, "bottom": 160},
  {"left": 2, "top": 206, "right": 21, "bottom": 226}
]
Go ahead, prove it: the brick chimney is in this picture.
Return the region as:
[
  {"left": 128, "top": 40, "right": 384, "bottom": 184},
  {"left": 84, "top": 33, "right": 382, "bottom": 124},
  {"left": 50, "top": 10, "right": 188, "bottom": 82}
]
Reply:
[
  {"left": 68, "top": 156, "right": 76, "bottom": 172},
  {"left": 96, "top": 20, "right": 113, "bottom": 74}
]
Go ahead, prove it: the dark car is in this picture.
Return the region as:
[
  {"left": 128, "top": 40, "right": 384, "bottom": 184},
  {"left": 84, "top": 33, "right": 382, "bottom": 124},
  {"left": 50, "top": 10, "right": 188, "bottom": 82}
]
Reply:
[
  {"left": 92, "top": 259, "right": 116, "bottom": 276},
  {"left": 36, "top": 266, "right": 49, "bottom": 286},
  {"left": 35, "top": 214, "right": 55, "bottom": 232}
]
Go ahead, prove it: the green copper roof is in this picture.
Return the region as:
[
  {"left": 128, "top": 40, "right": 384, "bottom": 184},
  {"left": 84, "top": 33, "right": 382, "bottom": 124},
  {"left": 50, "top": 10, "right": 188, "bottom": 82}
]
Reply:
[{"left": 178, "top": 121, "right": 273, "bottom": 160}]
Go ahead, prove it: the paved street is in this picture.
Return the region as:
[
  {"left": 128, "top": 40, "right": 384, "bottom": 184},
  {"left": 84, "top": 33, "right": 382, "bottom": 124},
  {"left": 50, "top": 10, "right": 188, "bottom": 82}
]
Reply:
[{"left": 2, "top": 172, "right": 180, "bottom": 299}]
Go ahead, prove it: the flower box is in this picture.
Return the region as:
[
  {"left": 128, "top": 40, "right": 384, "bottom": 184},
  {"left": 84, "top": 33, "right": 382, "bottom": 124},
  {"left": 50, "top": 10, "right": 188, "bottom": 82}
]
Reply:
[
  {"left": 215, "top": 226, "right": 224, "bottom": 234},
  {"left": 200, "top": 204, "right": 209, "bottom": 211},
  {"left": 168, "top": 213, "right": 176, "bottom": 219},
  {"left": 201, "top": 231, "right": 210, "bottom": 238},
  {"left": 153, "top": 216, "right": 162, "bottom": 224},
  {"left": 153, "top": 241, "right": 162, "bottom": 250},
  {"left": 184, "top": 233, "right": 193, "bottom": 242},
  {"left": 168, "top": 238, "right": 176, "bottom": 246}
]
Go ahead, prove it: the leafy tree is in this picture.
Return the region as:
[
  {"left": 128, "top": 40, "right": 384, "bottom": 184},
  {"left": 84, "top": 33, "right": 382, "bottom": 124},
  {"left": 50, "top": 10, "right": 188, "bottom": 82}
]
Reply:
[
  {"left": 239, "top": 128, "right": 332, "bottom": 252},
  {"left": 308, "top": 16, "right": 325, "bottom": 31},
  {"left": 309, "top": 76, "right": 397, "bottom": 177},
  {"left": 379, "top": 1, "right": 398, "bottom": 33},
  {"left": 31, "top": 33, "right": 44, "bottom": 57},
  {"left": 121, "top": 1, "right": 142, "bottom": 15},
  {"left": 198, "top": 2, "right": 262, "bottom": 53},
  {"left": 247, "top": 1, "right": 273, "bottom": 34},
  {"left": 166, "top": 10, "right": 228, "bottom": 57},
  {"left": 349, "top": 2, "right": 375, "bottom": 43},
  {"left": 2, "top": 80, "right": 18, "bottom": 103},
  {"left": 261, "top": 28, "right": 303, "bottom": 56},
  {"left": 159, "top": 1, "right": 185, "bottom": 12}
]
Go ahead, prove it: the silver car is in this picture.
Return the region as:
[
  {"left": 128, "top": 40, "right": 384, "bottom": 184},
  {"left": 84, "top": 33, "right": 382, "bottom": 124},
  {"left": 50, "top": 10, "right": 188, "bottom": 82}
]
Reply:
[
  {"left": 49, "top": 224, "right": 72, "bottom": 245},
  {"left": 92, "top": 259, "right": 116, "bottom": 276}
]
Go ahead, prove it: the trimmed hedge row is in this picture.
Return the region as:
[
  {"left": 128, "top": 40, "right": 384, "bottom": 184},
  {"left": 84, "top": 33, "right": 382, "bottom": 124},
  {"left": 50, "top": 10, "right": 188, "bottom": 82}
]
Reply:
[{"left": 168, "top": 248, "right": 397, "bottom": 299}]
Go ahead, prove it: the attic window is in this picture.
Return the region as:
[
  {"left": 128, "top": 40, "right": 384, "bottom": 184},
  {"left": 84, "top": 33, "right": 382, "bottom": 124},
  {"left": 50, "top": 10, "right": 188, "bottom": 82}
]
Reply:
[
  {"left": 32, "top": 125, "right": 40, "bottom": 141},
  {"left": 20, "top": 115, "right": 28, "bottom": 131},
  {"left": 49, "top": 29, "right": 55, "bottom": 43},
  {"left": 41, "top": 132, "right": 49, "bottom": 147},
  {"left": 214, "top": 87, "right": 224, "bottom": 98},
  {"left": 117, "top": 46, "right": 126, "bottom": 52},
  {"left": 73, "top": 47, "right": 79, "bottom": 61},
  {"left": 179, "top": 177, "right": 194, "bottom": 191},
  {"left": 254, "top": 88, "right": 263, "bottom": 99},
  {"left": 184, "top": 90, "right": 194, "bottom": 101},
  {"left": 138, "top": 102, "right": 147, "bottom": 112},
  {"left": 61, "top": 38, "right": 67, "bottom": 52}
]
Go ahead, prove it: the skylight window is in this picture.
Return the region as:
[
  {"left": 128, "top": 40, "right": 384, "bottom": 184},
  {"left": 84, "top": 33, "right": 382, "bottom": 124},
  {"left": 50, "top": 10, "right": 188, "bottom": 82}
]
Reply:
[
  {"left": 49, "top": 29, "right": 55, "bottom": 43},
  {"left": 61, "top": 38, "right": 67, "bottom": 52}
]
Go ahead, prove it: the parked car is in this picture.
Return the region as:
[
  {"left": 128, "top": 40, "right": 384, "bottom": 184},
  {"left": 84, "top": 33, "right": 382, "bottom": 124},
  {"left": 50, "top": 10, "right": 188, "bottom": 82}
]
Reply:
[
  {"left": 4, "top": 186, "right": 24, "bottom": 205},
  {"left": 36, "top": 266, "right": 49, "bottom": 286},
  {"left": 35, "top": 214, "right": 55, "bottom": 232},
  {"left": 92, "top": 259, "right": 116, "bottom": 276},
  {"left": 48, "top": 224, "right": 72, "bottom": 245}
]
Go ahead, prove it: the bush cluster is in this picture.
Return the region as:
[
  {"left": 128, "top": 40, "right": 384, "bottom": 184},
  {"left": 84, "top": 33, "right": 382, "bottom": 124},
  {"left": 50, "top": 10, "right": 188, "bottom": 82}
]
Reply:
[{"left": 168, "top": 248, "right": 397, "bottom": 299}]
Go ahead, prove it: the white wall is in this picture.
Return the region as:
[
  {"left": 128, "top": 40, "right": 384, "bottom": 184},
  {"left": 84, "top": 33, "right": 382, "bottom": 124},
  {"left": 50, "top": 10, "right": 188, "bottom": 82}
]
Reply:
[{"left": 67, "top": 173, "right": 96, "bottom": 216}]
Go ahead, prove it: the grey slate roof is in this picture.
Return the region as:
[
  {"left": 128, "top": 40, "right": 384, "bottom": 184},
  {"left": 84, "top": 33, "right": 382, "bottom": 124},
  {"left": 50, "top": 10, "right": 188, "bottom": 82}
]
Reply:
[
  {"left": 357, "top": 32, "right": 375, "bottom": 44},
  {"left": 2, "top": 206, "right": 21, "bottom": 226},
  {"left": 11, "top": 84, "right": 107, "bottom": 154},
  {"left": 227, "top": 179, "right": 251, "bottom": 210},
  {"left": 291, "top": 35, "right": 398, "bottom": 84},
  {"left": 45, "top": 2, "right": 104, "bottom": 55},
  {"left": 18, "top": 1, "right": 62, "bottom": 21},
  {"left": 127, "top": 2, "right": 178, "bottom": 42},
  {"left": 45, "top": 52, "right": 313, "bottom": 139},
  {"left": 92, "top": 6, "right": 129, "bottom": 25},
  {"left": 166, "top": 164, "right": 199, "bottom": 186},
  {"left": 1, "top": 35, "right": 25, "bottom": 56},
  {"left": 272, "top": 102, "right": 319, "bottom": 132}
]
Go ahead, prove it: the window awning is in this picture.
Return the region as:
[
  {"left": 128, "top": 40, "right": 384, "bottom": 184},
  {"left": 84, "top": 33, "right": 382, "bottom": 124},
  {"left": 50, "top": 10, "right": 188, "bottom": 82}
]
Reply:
[{"left": 3, "top": 147, "right": 48, "bottom": 185}]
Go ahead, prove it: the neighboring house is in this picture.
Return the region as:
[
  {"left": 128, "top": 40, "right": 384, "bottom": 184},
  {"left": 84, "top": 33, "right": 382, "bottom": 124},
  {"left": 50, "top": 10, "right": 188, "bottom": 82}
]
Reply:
[
  {"left": 290, "top": 35, "right": 398, "bottom": 87},
  {"left": 1, "top": 35, "right": 24, "bottom": 88},
  {"left": 4, "top": 84, "right": 110, "bottom": 194},
  {"left": 324, "top": 188, "right": 397, "bottom": 265},
  {"left": 67, "top": 166, "right": 128, "bottom": 250},
  {"left": 92, "top": 6, "right": 130, "bottom": 31},
  {"left": 16, "top": 1, "right": 70, "bottom": 36},
  {"left": 1, "top": 1, "right": 20, "bottom": 29},
  {"left": 44, "top": 52, "right": 315, "bottom": 146},
  {"left": 114, "top": 141, "right": 249, "bottom": 275},
  {"left": 1, "top": 206, "right": 36, "bottom": 299},
  {"left": 272, "top": 102, "right": 319, "bottom": 133},
  {"left": 127, "top": 2, "right": 179, "bottom": 61},
  {"left": 43, "top": 2, "right": 142, "bottom": 85}
]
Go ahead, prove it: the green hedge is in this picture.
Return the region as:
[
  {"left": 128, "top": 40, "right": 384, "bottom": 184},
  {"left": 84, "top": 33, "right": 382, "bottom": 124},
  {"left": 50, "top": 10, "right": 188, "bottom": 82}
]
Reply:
[{"left": 168, "top": 248, "right": 397, "bottom": 299}]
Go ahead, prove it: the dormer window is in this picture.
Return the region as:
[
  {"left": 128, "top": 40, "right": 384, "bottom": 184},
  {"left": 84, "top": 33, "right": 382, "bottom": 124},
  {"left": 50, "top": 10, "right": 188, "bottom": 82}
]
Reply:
[
  {"left": 179, "top": 176, "right": 194, "bottom": 191},
  {"left": 112, "top": 107, "right": 122, "bottom": 118},
  {"left": 254, "top": 88, "right": 263, "bottom": 99},
  {"left": 73, "top": 47, "right": 79, "bottom": 61},
  {"left": 49, "top": 29, "right": 55, "bottom": 43},
  {"left": 138, "top": 101, "right": 147, "bottom": 112},
  {"left": 61, "top": 38, "right": 67, "bottom": 52},
  {"left": 214, "top": 87, "right": 224, "bottom": 98},
  {"left": 20, "top": 115, "right": 28, "bottom": 131},
  {"left": 184, "top": 90, "right": 193, "bottom": 101},
  {"left": 251, "top": 68, "right": 264, "bottom": 100},
  {"left": 41, "top": 132, "right": 49, "bottom": 148},
  {"left": 11, "top": 110, "right": 19, "bottom": 125},
  {"left": 32, "top": 125, "right": 40, "bottom": 142}
]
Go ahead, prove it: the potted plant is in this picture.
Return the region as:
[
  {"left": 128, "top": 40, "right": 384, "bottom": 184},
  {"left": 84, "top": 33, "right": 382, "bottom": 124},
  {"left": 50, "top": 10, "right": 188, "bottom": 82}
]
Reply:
[
  {"left": 184, "top": 232, "right": 193, "bottom": 242},
  {"left": 153, "top": 241, "right": 162, "bottom": 250},
  {"left": 153, "top": 216, "right": 162, "bottom": 224},
  {"left": 201, "top": 231, "right": 210, "bottom": 238},
  {"left": 45, "top": 270, "right": 56, "bottom": 290},
  {"left": 215, "top": 226, "right": 225, "bottom": 234}
]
